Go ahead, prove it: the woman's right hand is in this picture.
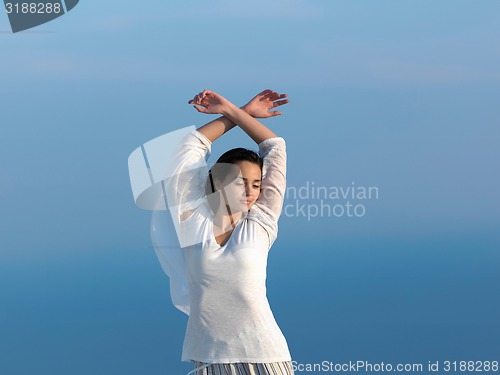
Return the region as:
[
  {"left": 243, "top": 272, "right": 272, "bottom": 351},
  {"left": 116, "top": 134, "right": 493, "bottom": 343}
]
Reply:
[
  {"left": 242, "top": 89, "right": 289, "bottom": 118},
  {"left": 188, "top": 90, "right": 233, "bottom": 115}
]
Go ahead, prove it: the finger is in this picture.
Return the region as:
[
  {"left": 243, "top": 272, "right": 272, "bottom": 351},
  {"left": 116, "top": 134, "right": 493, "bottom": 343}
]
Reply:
[
  {"left": 202, "top": 89, "right": 214, "bottom": 98},
  {"left": 268, "top": 91, "right": 286, "bottom": 101},
  {"left": 258, "top": 89, "right": 273, "bottom": 100},
  {"left": 273, "top": 99, "right": 290, "bottom": 107},
  {"left": 189, "top": 94, "right": 200, "bottom": 104},
  {"left": 198, "top": 92, "right": 209, "bottom": 103},
  {"left": 268, "top": 110, "right": 282, "bottom": 117},
  {"left": 193, "top": 105, "right": 208, "bottom": 113},
  {"left": 193, "top": 92, "right": 205, "bottom": 103},
  {"left": 270, "top": 92, "right": 287, "bottom": 100}
]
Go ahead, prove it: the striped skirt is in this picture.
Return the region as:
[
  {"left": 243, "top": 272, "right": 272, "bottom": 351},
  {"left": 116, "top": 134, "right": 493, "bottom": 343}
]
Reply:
[{"left": 189, "top": 360, "right": 295, "bottom": 375}]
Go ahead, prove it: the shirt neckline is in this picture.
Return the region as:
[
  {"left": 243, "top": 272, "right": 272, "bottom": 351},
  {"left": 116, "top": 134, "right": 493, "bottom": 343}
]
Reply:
[{"left": 209, "top": 216, "right": 246, "bottom": 248}]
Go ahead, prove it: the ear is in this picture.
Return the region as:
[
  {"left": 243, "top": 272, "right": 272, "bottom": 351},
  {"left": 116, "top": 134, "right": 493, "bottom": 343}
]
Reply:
[{"left": 213, "top": 178, "right": 223, "bottom": 191}]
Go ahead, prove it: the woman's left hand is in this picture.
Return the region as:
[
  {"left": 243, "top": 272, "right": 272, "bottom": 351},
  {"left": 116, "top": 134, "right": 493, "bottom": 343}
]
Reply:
[
  {"left": 242, "top": 89, "right": 289, "bottom": 118},
  {"left": 188, "top": 90, "right": 232, "bottom": 114}
]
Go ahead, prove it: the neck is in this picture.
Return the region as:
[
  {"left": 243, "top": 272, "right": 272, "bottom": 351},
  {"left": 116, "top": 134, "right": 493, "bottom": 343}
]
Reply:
[{"left": 213, "top": 205, "right": 243, "bottom": 233}]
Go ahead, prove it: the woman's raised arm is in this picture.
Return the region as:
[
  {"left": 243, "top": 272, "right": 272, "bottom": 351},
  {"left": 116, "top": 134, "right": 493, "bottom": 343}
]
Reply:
[
  {"left": 189, "top": 89, "right": 288, "bottom": 144},
  {"left": 192, "top": 115, "right": 236, "bottom": 144}
]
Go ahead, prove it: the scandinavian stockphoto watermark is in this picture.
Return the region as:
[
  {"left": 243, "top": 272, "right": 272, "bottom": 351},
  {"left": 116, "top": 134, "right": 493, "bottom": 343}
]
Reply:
[
  {"left": 128, "top": 126, "right": 381, "bottom": 251},
  {"left": 3, "top": 0, "right": 79, "bottom": 33},
  {"left": 292, "top": 359, "right": 499, "bottom": 373},
  {"left": 283, "top": 181, "right": 379, "bottom": 221}
]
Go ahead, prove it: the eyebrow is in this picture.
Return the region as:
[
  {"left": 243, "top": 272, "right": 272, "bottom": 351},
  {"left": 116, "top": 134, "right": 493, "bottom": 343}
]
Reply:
[{"left": 238, "top": 177, "right": 261, "bottom": 183}]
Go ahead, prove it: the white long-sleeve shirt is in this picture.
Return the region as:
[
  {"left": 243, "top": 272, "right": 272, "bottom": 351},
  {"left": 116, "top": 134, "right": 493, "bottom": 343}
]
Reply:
[{"left": 162, "top": 129, "right": 292, "bottom": 363}]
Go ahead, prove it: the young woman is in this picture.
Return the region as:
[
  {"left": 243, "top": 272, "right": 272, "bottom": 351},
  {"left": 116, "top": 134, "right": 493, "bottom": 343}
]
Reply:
[{"left": 166, "top": 89, "right": 294, "bottom": 375}]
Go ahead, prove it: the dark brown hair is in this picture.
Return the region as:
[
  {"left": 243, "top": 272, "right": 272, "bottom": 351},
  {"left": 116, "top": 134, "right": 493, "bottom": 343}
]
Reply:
[{"left": 204, "top": 148, "right": 263, "bottom": 213}]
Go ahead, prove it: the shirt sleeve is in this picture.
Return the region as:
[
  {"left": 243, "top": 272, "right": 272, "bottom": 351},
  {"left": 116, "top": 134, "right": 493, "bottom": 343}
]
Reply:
[
  {"left": 247, "top": 137, "right": 287, "bottom": 249},
  {"left": 150, "top": 129, "right": 212, "bottom": 316},
  {"left": 164, "top": 129, "right": 212, "bottom": 219}
]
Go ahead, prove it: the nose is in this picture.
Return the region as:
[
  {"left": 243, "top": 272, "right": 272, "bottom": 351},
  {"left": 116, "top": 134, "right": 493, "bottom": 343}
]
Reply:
[{"left": 243, "top": 184, "right": 253, "bottom": 197}]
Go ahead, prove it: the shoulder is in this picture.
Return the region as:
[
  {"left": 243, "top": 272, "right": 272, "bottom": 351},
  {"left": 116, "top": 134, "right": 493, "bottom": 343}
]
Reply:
[
  {"left": 246, "top": 203, "right": 279, "bottom": 250},
  {"left": 258, "top": 137, "right": 286, "bottom": 155},
  {"left": 191, "top": 129, "right": 213, "bottom": 149}
]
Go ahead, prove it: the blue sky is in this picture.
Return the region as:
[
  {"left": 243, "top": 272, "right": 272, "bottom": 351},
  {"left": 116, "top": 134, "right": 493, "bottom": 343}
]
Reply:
[{"left": 1, "top": 1, "right": 499, "bottom": 374}]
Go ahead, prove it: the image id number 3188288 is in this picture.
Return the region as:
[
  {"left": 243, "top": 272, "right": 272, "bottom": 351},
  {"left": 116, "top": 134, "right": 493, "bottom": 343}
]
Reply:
[{"left": 5, "top": 2, "right": 62, "bottom": 14}]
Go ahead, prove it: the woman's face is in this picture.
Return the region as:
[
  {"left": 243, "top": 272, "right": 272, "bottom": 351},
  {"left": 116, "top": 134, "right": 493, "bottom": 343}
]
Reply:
[{"left": 215, "top": 161, "right": 262, "bottom": 213}]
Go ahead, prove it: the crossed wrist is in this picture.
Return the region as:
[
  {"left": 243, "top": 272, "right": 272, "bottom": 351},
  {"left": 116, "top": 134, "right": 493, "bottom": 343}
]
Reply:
[{"left": 221, "top": 102, "right": 240, "bottom": 118}]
